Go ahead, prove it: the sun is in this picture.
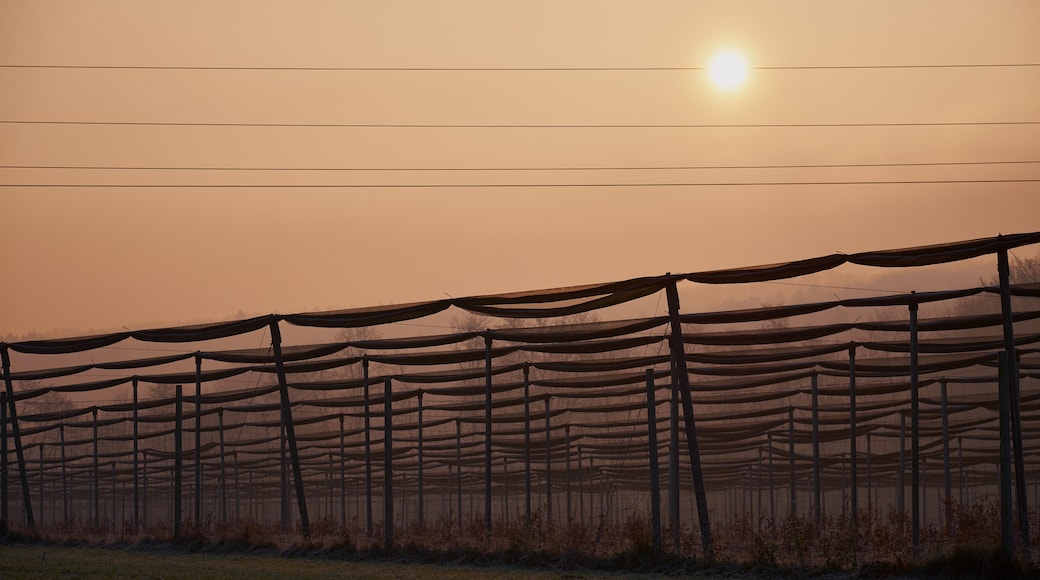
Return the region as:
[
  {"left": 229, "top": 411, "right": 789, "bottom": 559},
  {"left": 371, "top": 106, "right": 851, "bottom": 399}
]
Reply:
[{"left": 708, "top": 50, "right": 748, "bottom": 90}]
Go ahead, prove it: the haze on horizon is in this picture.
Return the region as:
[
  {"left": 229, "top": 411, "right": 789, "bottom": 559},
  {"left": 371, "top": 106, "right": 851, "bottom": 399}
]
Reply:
[{"left": 2, "top": 2, "right": 1039, "bottom": 339}]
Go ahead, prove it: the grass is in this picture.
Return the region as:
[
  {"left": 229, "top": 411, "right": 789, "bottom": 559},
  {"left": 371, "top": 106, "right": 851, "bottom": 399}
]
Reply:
[{"left": 0, "top": 544, "right": 661, "bottom": 580}]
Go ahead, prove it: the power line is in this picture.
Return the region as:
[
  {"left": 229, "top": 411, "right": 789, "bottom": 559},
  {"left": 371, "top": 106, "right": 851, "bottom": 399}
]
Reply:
[
  {"left": 3, "top": 119, "right": 1037, "bottom": 129},
  {"left": 2, "top": 179, "right": 1037, "bottom": 188},
  {"left": 2, "top": 63, "right": 1039, "bottom": 71},
  {"left": 2, "top": 160, "right": 1038, "bottom": 172}
]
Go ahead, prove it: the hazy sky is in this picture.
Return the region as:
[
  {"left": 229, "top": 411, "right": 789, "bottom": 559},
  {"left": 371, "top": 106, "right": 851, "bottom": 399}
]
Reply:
[{"left": 2, "top": 2, "right": 1038, "bottom": 338}]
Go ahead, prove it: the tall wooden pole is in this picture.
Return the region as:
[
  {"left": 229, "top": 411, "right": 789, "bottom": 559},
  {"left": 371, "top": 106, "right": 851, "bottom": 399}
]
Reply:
[
  {"left": 0, "top": 347, "right": 33, "bottom": 527},
  {"left": 665, "top": 281, "right": 713, "bottom": 559},
  {"left": 545, "top": 395, "right": 553, "bottom": 525},
  {"left": 811, "top": 372, "right": 821, "bottom": 525},
  {"left": 339, "top": 415, "right": 346, "bottom": 525},
  {"left": 218, "top": 408, "right": 227, "bottom": 524},
  {"left": 59, "top": 424, "right": 67, "bottom": 524},
  {"left": 998, "top": 247, "right": 1031, "bottom": 551},
  {"left": 194, "top": 353, "right": 202, "bottom": 525},
  {"left": 788, "top": 407, "right": 796, "bottom": 518},
  {"left": 132, "top": 378, "right": 139, "bottom": 532},
  {"left": 363, "top": 357, "right": 373, "bottom": 534},
  {"left": 174, "top": 385, "right": 183, "bottom": 539},
  {"left": 646, "top": 369, "right": 663, "bottom": 553},
  {"left": 668, "top": 373, "right": 680, "bottom": 549},
  {"left": 455, "top": 418, "right": 463, "bottom": 524},
  {"left": 849, "top": 344, "right": 858, "bottom": 546},
  {"left": 483, "top": 335, "right": 493, "bottom": 535},
  {"left": 909, "top": 294, "right": 920, "bottom": 548},
  {"left": 1, "top": 391, "right": 8, "bottom": 533},
  {"left": 417, "top": 392, "right": 424, "bottom": 527},
  {"left": 92, "top": 406, "right": 99, "bottom": 525},
  {"left": 384, "top": 378, "right": 394, "bottom": 548},
  {"left": 565, "top": 425, "right": 572, "bottom": 522},
  {"left": 523, "top": 365, "right": 532, "bottom": 521},
  {"left": 999, "top": 351, "right": 1014, "bottom": 558},
  {"left": 941, "top": 380, "right": 952, "bottom": 530},
  {"left": 270, "top": 320, "right": 310, "bottom": 537}
]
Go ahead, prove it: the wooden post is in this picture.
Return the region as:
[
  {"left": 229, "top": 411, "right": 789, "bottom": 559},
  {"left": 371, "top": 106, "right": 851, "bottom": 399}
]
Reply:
[
  {"left": 174, "top": 385, "right": 183, "bottom": 539},
  {"left": 60, "top": 424, "right": 68, "bottom": 523},
  {"left": 363, "top": 357, "right": 373, "bottom": 534},
  {"left": 92, "top": 406, "right": 100, "bottom": 525},
  {"left": 455, "top": 418, "right": 463, "bottom": 525},
  {"left": 668, "top": 372, "right": 680, "bottom": 549},
  {"left": 132, "top": 378, "right": 139, "bottom": 533},
  {"left": 909, "top": 294, "right": 920, "bottom": 548},
  {"left": 384, "top": 378, "right": 393, "bottom": 549},
  {"left": 768, "top": 431, "right": 775, "bottom": 525},
  {"left": 545, "top": 395, "right": 553, "bottom": 525},
  {"left": 417, "top": 391, "right": 424, "bottom": 527},
  {"left": 523, "top": 364, "right": 532, "bottom": 521},
  {"left": 339, "top": 414, "right": 346, "bottom": 526},
  {"left": 218, "top": 408, "right": 227, "bottom": 524},
  {"left": 999, "top": 351, "right": 1014, "bottom": 557},
  {"left": 0, "top": 391, "right": 7, "bottom": 533},
  {"left": 142, "top": 450, "right": 149, "bottom": 526},
  {"left": 811, "top": 372, "right": 821, "bottom": 525},
  {"left": 897, "top": 414, "right": 906, "bottom": 513},
  {"left": 269, "top": 320, "right": 310, "bottom": 537},
  {"left": 788, "top": 407, "right": 796, "bottom": 518},
  {"left": 194, "top": 353, "right": 202, "bottom": 526},
  {"left": 37, "top": 442, "right": 43, "bottom": 526},
  {"left": 646, "top": 369, "right": 663, "bottom": 554},
  {"left": 234, "top": 451, "right": 240, "bottom": 523},
  {"left": 280, "top": 412, "right": 289, "bottom": 530},
  {"left": 849, "top": 344, "right": 858, "bottom": 549},
  {"left": 483, "top": 335, "right": 493, "bottom": 535},
  {"left": 0, "top": 347, "right": 33, "bottom": 527},
  {"left": 664, "top": 281, "right": 713, "bottom": 559},
  {"left": 866, "top": 433, "right": 872, "bottom": 514},
  {"left": 941, "top": 380, "right": 952, "bottom": 530},
  {"left": 998, "top": 248, "right": 1030, "bottom": 551},
  {"left": 565, "top": 425, "right": 572, "bottom": 522},
  {"left": 757, "top": 447, "right": 763, "bottom": 530}
]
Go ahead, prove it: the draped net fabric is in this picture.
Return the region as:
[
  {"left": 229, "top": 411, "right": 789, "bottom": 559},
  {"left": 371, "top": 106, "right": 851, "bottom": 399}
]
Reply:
[{"left": 1, "top": 230, "right": 1039, "bottom": 546}]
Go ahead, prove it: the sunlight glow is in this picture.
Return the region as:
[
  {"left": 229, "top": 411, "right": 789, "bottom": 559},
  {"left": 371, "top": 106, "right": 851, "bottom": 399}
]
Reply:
[{"left": 709, "top": 50, "right": 748, "bottom": 90}]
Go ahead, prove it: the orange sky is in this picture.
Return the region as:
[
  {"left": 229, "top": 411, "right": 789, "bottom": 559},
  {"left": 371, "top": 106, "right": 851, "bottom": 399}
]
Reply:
[{"left": 2, "top": 2, "right": 1039, "bottom": 338}]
